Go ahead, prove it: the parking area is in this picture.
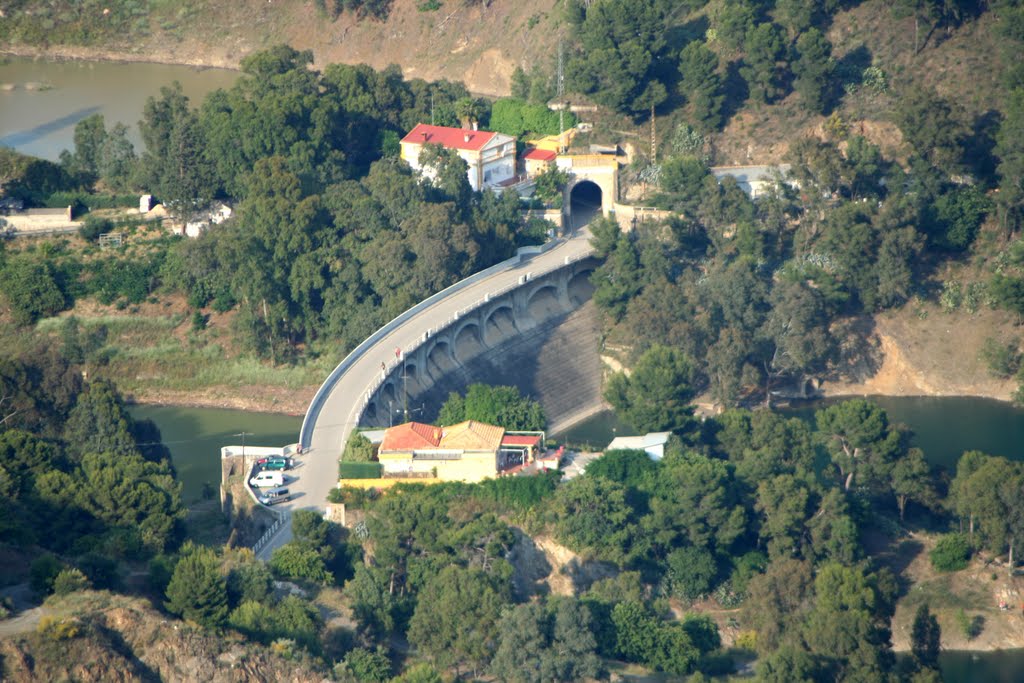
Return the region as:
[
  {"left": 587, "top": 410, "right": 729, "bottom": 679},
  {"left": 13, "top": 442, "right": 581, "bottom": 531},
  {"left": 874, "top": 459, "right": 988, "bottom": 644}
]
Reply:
[{"left": 247, "top": 454, "right": 301, "bottom": 506}]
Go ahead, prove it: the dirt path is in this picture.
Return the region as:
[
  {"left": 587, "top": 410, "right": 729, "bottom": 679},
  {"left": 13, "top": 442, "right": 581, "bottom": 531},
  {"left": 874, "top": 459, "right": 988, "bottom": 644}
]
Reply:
[{"left": 0, "top": 584, "right": 44, "bottom": 638}]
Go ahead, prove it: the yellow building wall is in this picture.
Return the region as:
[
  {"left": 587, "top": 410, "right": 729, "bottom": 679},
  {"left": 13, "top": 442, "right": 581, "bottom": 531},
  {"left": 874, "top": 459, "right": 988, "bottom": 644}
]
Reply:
[
  {"left": 376, "top": 450, "right": 498, "bottom": 483},
  {"left": 433, "top": 452, "right": 497, "bottom": 483}
]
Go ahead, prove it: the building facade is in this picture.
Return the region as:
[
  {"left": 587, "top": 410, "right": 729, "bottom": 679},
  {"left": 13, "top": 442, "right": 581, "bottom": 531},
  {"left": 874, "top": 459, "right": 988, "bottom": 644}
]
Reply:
[{"left": 400, "top": 123, "right": 516, "bottom": 192}]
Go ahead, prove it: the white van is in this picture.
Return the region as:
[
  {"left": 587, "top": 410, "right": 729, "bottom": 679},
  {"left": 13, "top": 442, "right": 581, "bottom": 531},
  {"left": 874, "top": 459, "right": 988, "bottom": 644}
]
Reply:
[{"left": 250, "top": 470, "right": 284, "bottom": 488}]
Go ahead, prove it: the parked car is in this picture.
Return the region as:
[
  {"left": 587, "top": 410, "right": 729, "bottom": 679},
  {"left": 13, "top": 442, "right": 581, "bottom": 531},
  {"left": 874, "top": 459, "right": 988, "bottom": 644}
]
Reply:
[
  {"left": 250, "top": 470, "right": 284, "bottom": 488},
  {"left": 257, "top": 456, "right": 294, "bottom": 470},
  {"left": 257, "top": 487, "right": 291, "bottom": 505}
]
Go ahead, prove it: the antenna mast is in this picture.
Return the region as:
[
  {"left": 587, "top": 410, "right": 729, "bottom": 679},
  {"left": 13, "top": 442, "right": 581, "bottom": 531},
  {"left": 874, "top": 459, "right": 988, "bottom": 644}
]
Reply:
[{"left": 557, "top": 37, "right": 565, "bottom": 153}]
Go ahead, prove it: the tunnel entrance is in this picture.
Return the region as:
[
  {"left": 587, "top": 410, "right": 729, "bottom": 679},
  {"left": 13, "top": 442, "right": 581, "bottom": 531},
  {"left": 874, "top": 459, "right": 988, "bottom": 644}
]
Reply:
[{"left": 568, "top": 180, "right": 603, "bottom": 231}]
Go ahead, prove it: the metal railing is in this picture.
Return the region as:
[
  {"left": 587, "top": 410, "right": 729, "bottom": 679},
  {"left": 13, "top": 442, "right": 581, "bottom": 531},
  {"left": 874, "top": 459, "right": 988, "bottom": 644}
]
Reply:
[{"left": 253, "top": 511, "right": 288, "bottom": 556}]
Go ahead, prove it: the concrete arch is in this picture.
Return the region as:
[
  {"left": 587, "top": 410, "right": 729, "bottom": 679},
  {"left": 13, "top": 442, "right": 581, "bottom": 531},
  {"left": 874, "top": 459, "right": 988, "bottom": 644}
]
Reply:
[
  {"left": 427, "top": 340, "right": 456, "bottom": 376},
  {"left": 402, "top": 361, "right": 421, "bottom": 392},
  {"left": 567, "top": 268, "right": 596, "bottom": 306},
  {"left": 483, "top": 304, "right": 517, "bottom": 347},
  {"left": 526, "top": 284, "right": 564, "bottom": 320},
  {"left": 453, "top": 322, "right": 484, "bottom": 363}
]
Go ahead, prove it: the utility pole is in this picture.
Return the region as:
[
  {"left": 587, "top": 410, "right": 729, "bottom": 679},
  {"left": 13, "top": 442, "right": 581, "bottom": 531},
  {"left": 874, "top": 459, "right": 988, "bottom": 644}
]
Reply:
[
  {"left": 233, "top": 432, "right": 254, "bottom": 458},
  {"left": 402, "top": 353, "right": 409, "bottom": 422}
]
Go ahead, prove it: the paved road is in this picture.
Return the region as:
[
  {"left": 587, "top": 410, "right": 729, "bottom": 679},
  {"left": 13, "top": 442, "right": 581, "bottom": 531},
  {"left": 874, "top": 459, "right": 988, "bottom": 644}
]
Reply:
[{"left": 259, "top": 231, "right": 594, "bottom": 554}]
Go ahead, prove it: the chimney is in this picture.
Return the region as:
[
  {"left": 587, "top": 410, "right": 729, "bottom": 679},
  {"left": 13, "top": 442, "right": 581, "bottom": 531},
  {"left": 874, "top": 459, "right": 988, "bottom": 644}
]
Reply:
[
  {"left": 472, "top": 121, "right": 478, "bottom": 131},
  {"left": 421, "top": 132, "right": 428, "bottom": 141},
  {"left": 464, "top": 134, "right": 471, "bottom": 143}
]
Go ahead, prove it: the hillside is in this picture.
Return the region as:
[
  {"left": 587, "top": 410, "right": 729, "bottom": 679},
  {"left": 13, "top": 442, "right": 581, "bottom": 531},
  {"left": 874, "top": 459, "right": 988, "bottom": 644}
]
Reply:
[{"left": 0, "top": 0, "right": 563, "bottom": 96}]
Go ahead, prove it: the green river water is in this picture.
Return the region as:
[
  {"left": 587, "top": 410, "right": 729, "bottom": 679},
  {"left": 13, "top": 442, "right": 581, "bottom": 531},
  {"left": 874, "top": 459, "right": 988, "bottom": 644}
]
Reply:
[
  {"left": 0, "top": 57, "right": 239, "bottom": 161},
  {"left": 127, "top": 404, "right": 300, "bottom": 505}
]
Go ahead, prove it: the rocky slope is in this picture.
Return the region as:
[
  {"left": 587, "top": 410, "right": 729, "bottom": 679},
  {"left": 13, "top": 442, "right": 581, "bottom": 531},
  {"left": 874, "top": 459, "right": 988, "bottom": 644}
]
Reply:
[{"left": 0, "top": 591, "right": 325, "bottom": 683}]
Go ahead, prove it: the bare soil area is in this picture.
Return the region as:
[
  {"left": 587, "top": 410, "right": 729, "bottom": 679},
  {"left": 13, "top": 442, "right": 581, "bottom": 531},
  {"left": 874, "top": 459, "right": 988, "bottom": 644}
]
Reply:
[
  {"left": 822, "top": 305, "right": 1019, "bottom": 401},
  {"left": 880, "top": 532, "right": 1024, "bottom": 652}
]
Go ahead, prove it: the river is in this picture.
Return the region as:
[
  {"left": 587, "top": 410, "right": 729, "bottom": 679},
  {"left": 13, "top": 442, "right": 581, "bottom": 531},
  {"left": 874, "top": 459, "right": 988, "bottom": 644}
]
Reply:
[
  {"left": 558, "top": 396, "right": 1024, "bottom": 470},
  {"left": 0, "top": 57, "right": 238, "bottom": 161},
  {"left": 128, "top": 404, "right": 300, "bottom": 505}
]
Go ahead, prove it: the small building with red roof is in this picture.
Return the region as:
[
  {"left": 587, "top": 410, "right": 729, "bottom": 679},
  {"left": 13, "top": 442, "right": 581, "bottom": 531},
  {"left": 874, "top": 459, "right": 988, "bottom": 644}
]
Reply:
[
  {"left": 400, "top": 123, "right": 517, "bottom": 192},
  {"left": 523, "top": 147, "right": 558, "bottom": 177}
]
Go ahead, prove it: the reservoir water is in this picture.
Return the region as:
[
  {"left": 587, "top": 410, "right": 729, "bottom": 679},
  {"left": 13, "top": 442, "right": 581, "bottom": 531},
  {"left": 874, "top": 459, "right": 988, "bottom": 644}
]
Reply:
[
  {"left": 782, "top": 395, "right": 1024, "bottom": 471},
  {"left": 127, "top": 404, "right": 300, "bottom": 505},
  {"left": 559, "top": 396, "right": 1024, "bottom": 470},
  {"left": 0, "top": 57, "right": 238, "bottom": 161}
]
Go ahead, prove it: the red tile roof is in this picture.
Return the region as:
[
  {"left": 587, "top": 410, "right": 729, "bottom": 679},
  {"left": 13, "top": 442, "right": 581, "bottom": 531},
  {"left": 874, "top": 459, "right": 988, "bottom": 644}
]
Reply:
[
  {"left": 524, "top": 148, "right": 557, "bottom": 162},
  {"left": 501, "top": 434, "right": 542, "bottom": 447},
  {"left": 380, "top": 422, "right": 442, "bottom": 451},
  {"left": 401, "top": 123, "right": 497, "bottom": 152}
]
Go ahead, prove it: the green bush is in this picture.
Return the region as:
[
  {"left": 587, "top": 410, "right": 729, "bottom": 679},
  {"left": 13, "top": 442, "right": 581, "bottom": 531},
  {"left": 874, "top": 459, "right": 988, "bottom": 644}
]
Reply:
[
  {"left": 930, "top": 533, "right": 971, "bottom": 572},
  {"left": 29, "top": 554, "right": 65, "bottom": 597},
  {"left": 343, "top": 432, "right": 377, "bottom": 463},
  {"left": 0, "top": 257, "right": 70, "bottom": 326},
  {"left": 343, "top": 647, "right": 392, "bottom": 682},
  {"left": 79, "top": 215, "right": 114, "bottom": 242},
  {"left": 980, "top": 338, "right": 1021, "bottom": 379},
  {"left": 666, "top": 546, "right": 718, "bottom": 602},
  {"left": 52, "top": 568, "right": 92, "bottom": 596},
  {"left": 269, "top": 543, "right": 332, "bottom": 584}
]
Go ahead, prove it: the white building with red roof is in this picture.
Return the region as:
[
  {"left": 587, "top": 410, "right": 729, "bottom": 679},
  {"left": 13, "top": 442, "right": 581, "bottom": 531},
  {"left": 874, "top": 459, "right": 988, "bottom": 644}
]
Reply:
[{"left": 400, "top": 123, "right": 517, "bottom": 192}]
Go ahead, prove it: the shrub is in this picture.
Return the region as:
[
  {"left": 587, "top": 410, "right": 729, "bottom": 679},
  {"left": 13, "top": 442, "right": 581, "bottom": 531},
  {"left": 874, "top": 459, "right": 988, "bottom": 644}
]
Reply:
[
  {"left": 343, "top": 432, "right": 376, "bottom": 463},
  {"left": 980, "top": 338, "right": 1021, "bottom": 379},
  {"left": 29, "top": 554, "right": 65, "bottom": 597},
  {"left": 344, "top": 647, "right": 392, "bottom": 682},
  {"left": 930, "top": 533, "right": 971, "bottom": 572},
  {"left": 79, "top": 215, "right": 114, "bottom": 242},
  {"left": 269, "top": 543, "right": 332, "bottom": 584},
  {"left": 52, "top": 568, "right": 91, "bottom": 596},
  {"left": 0, "top": 257, "right": 69, "bottom": 326},
  {"left": 36, "top": 615, "right": 81, "bottom": 641},
  {"left": 666, "top": 546, "right": 718, "bottom": 602}
]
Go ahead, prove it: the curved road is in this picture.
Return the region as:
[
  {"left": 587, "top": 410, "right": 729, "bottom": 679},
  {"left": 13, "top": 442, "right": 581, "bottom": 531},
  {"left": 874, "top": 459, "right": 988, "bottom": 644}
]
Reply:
[{"left": 257, "top": 230, "right": 594, "bottom": 558}]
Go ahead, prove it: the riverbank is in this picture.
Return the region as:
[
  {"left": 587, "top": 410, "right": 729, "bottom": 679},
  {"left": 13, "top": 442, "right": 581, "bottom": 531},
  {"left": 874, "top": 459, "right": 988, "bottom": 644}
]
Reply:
[
  {"left": 1, "top": 42, "right": 242, "bottom": 73},
  {"left": 126, "top": 385, "right": 313, "bottom": 417}
]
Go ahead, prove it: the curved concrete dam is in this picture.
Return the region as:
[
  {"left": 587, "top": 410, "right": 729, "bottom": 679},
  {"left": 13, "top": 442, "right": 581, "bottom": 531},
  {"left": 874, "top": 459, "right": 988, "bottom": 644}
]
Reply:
[{"left": 364, "top": 258, "right": 604, "bottom": 433}]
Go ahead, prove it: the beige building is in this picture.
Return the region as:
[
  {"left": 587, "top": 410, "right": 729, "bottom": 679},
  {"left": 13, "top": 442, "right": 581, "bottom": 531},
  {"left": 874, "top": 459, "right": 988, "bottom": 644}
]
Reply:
[{"left": 377, "top": 420, "right": 507, "bottom": 483}]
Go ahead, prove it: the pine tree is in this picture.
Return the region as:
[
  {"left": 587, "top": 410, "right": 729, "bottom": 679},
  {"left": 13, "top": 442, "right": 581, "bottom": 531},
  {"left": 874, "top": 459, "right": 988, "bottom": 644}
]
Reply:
[
  {"left": 165, "top": 546, "right": 229, "bottom": 628},
  {"left": 911, "top": 604, "right": 941, "bottom": 669}
]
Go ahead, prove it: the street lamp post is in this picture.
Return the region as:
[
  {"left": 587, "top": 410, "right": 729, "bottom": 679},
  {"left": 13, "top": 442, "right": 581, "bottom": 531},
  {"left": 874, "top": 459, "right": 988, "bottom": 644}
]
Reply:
[{"left": 233, "top": 431, "right": 254, "bottom": 458}]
